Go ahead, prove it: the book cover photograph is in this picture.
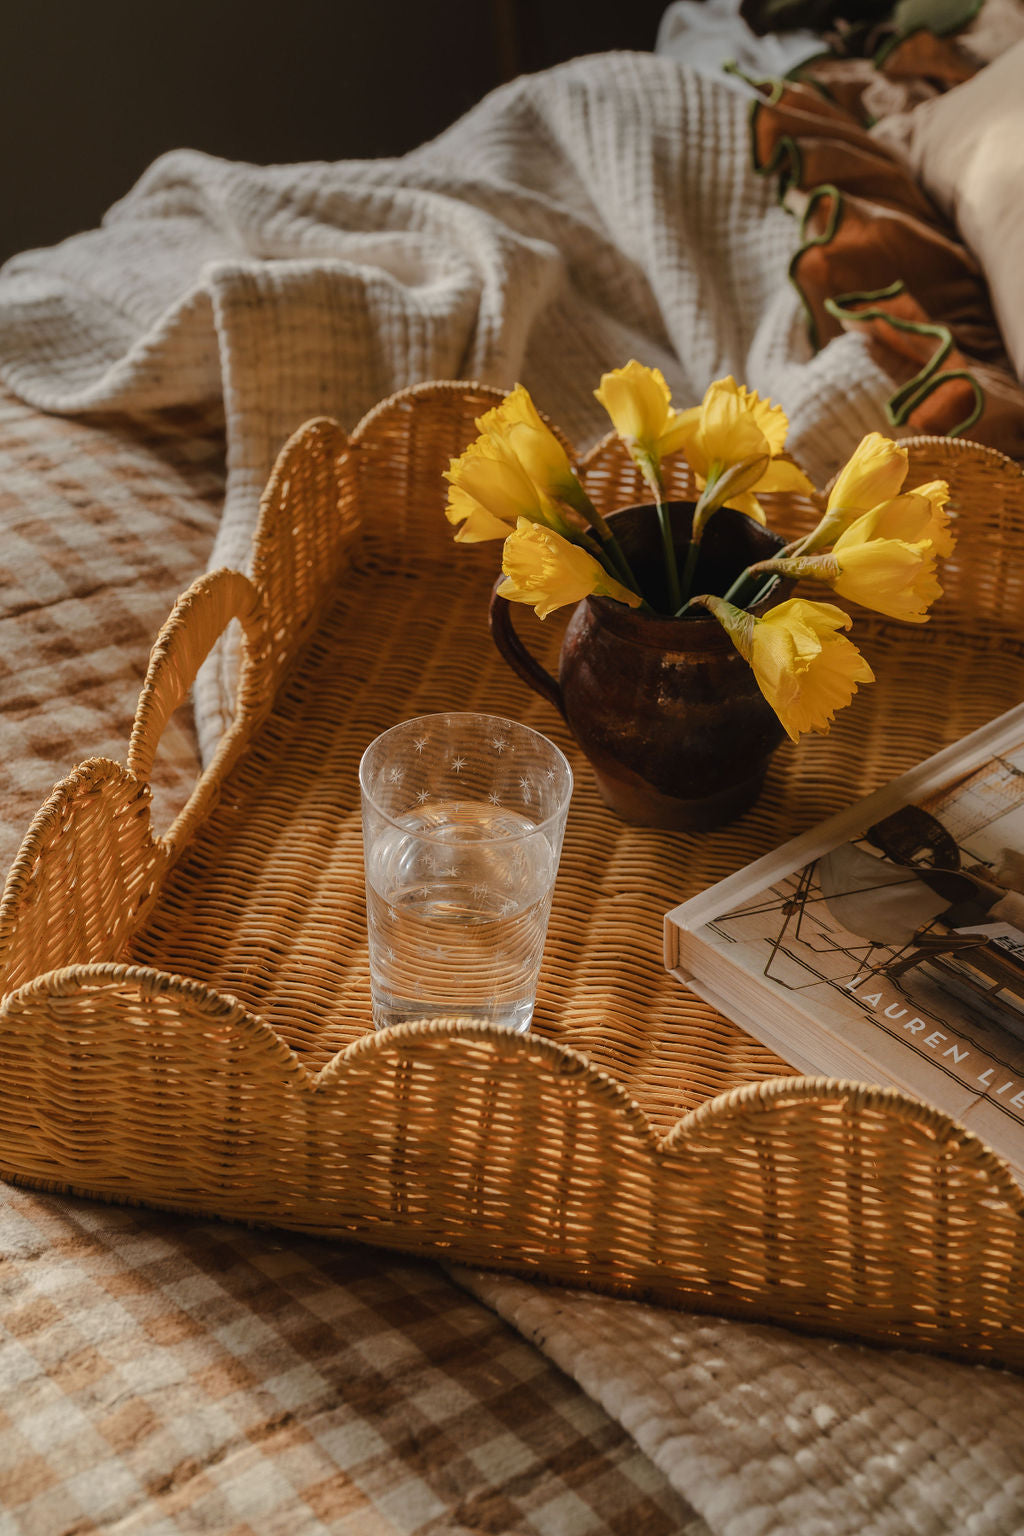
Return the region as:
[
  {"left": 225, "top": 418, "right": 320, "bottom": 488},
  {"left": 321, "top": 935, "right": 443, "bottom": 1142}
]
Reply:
[{"left": 666, "top": 704, "right": 1024, "bottom": 1183}]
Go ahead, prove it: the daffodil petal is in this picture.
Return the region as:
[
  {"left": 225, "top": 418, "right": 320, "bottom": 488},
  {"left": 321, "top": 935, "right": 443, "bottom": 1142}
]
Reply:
[
  {"left": 594, "top": 361, "right": 673, "bottom": 452},
  {"left": 753, "top": 599, "right": 874, "bottom": 741},
  {"left": 459, "top": 384, "right": 591, "bottom": 536},
  {"left": 655, "top": 405, "right": 702, "bottom": 462},
  {"left": 833, "top": 493, "right": 954, "bottom": 560},
  {"left": 476, "top": 383, "right": 542, "bottom": 436},
  {"left": 837, "top": 494, "right": 930, "bottom": 547},
  {"left": 499, "top": 518, "right": 640, "bottom": 619},
  {"left": 754, "top": 456, "right": 816, "bottom": 497},
  {"left": 737, "top": 384, "right": 790, "bottom": 456},
  {"left": 451, "top": 448, "right": 543, "bottom": 524},
  {"left": 698, "top": 378, "right": 772, "bottom": 466},
  {"left": 717, "top": 489, "right": 767, "bottom": 523},
  {"left": 826, "top": 433, "right": 908, "bottom": 517},
  {"left": 478, "top": 385, "right": 576, "bottom": 486},
  {"left": 705, "top": 595, "right": 872, "bottom": 742},
  {"left": 832, "top": 539, "right": 940, "bottom": 622},
  {"left": 907, "top": 479, "right": 956, "bottom": 558},
  {"left": 445, "top": 484, "right": 514, "bottom": 542}
]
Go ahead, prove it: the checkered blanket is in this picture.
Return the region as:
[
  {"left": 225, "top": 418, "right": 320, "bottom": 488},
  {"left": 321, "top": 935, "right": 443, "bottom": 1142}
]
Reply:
[{"left": 0, "top": 386, "right": 703, "bottom": 1535}]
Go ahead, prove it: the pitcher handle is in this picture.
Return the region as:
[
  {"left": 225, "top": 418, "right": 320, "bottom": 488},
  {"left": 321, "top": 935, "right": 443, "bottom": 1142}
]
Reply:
[{"left": 488, "top": 583, "right": 566, "bottom": 720}]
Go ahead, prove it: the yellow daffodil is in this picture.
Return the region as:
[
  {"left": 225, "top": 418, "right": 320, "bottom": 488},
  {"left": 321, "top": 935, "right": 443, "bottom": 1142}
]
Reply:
[
  {"left": 497, "top": 519, "right": 642, "bottom": 620},
  {"left": 672, "top": 376, "right": 815, "bottom": 535},
  {"left": 831, "top": 492, "right": 954, "bottom": 559},
  {"left": 826, "top": 432, "right": 909, "bottom": 520},
  {"left": 828, "top": 505, "right": 942, "bottom": 621},
  {"left": 798, "top": 433, "right": 909, "bottom": 553},
  {"left": 595, "top": 360, "right": 707, "bottom": 609},
  {"left": 899, "top": 480, "right": 955, "bottom": 559},
  {"left": 742, "top": 545, "right": 939, "bottom": 623},
  {"left": 594, "top": 361, "right": 694, "bottom": 478},
  {"left": 702, "top": 596, "right": 874, "bottom": 741},
  {"left": 444, "top": 431, "right": 569, "bottom": 543},
  {"left": 827, "top": 542, "right": 940, "bottom": 622},
  {"left": 446, "top": 383, "right": 613, "bottom": 549},
  {"left": 477, "top": 385, "right": 596, "bottom": 520},
  {"left": 742, "top": 490, "right": 953, "bottom": 622}
]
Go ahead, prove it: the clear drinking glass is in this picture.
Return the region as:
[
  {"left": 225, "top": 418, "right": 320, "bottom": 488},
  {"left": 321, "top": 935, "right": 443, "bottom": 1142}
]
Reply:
[{"left": 359, "top": 713, "right": 573, "bottom": 1033}]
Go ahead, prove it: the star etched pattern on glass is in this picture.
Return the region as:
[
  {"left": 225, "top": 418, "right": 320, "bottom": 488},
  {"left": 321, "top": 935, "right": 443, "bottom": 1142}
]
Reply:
[{"left": 360, "top": 714, "right": 572, "bottom": 1032}]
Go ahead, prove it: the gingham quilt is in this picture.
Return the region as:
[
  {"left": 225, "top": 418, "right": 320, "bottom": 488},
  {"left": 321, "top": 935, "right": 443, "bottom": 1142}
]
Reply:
[{"left": 0, "top": 386, "right": 704, "bottom": 1536}]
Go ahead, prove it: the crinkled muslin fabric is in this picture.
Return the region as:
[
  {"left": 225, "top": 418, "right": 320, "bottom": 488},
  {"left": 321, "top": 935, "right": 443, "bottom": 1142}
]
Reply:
[
  {"left": 2, "top": 49, "right": 1022, "bottom": 1536},
  {"left": 0, "top": 52, "right": 898, "bottom": 757}
]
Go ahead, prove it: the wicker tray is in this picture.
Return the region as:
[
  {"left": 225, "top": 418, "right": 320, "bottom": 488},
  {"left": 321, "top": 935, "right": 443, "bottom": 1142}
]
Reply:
[{"left": 2, "top": 383, "right": 1024, "bottom": 1370}]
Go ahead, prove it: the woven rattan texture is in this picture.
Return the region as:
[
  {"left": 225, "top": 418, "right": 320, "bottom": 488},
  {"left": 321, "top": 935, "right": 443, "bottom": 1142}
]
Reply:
[{"left": 2, "top": 384, "right": 1023, "bottom": 1368}]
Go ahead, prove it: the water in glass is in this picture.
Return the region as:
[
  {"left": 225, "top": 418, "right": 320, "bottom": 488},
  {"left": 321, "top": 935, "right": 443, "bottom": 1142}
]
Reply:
[{"left": 365, "top": 798, "right": 555, "bottom": 1032}]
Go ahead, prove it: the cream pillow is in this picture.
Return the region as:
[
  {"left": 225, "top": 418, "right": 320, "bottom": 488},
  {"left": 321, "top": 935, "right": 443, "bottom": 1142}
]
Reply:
[{"left": 872, "top": 40, "right": 1024, "bottom": 383}]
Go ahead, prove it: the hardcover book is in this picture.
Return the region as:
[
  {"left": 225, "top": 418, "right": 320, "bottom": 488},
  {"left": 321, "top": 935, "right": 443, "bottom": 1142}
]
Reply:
[{"left": 665, "top": 703, "right": 1024, "bottom": 1185}]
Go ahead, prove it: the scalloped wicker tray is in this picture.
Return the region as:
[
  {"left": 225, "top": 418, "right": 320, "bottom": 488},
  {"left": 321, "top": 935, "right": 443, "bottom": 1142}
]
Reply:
[{"left": 2, "top": 383, "right": 1024, "bottom": 1370}]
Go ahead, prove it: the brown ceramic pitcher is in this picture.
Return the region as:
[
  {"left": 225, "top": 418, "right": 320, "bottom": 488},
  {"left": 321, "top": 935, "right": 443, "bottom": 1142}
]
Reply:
[{"left": 489, "top": 502, "right": 791, "bottom": 832}]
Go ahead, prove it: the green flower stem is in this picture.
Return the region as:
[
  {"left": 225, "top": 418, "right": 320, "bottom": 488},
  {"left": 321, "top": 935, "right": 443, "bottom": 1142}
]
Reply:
[
  {"left": 746, "top": 573, "right": 781, "bottom": 608},
  {"left": 567, "top": 525, "right": 649, "bottom": 606},
  {"left": 641, "top": 460, "right": 682, "bottom": 612},
  {"left": 677, "top": 538, "right": 699, "bottom": 608},
  {"left": 600, "top": 528, "right": 644, "bottom": 596},
  {"left": 677, "top": 468, "right": 724, "bottom": 606},
  {"left": 564, "top": 487, "right": 620, "bottom": 553},
  {"left": 675, "top": 565, "right": 775, "bottom": 618},
  {"left": 720, "top": 563, "right": 761, "bottom": 606},
  {"left": 778, "top": 531, "right": 813, "bottom": 559},
  {"left": 674, "top": 593, "right": 704, "bottom": 617},
  {"left": 575, "top": 526, "right": 605, "bottom": 557},
  {"left": 689, "top": 465, "right": 722, "bottom": 547},
  {"left": 559, "top": 494, "right": 644, "bottom": 600},
  {"left": 656, "top": 499, "right": 682, "bottom": 611},
  {"left": 780, "top": 505, "right": 849, "bottom": 560},
  {"left": 721, "top": 559, "right": 785, "bottom": 611}
]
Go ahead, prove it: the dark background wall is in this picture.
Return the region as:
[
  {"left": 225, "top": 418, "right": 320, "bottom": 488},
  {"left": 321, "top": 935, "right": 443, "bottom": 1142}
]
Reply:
[{"left": 1, "top": 0, "right": 671, "bottom": 265}]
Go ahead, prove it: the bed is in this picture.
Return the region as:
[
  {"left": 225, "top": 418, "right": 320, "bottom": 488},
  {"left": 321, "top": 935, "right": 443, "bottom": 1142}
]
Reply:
[{"left": 2, "top": 13, "right": 1024, "bottom": 1534}]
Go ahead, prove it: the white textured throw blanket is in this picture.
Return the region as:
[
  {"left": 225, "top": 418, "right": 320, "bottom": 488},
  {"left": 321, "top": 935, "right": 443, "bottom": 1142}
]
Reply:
[
  {"left": 2, "top": 49, "right": 1021, "bottom": 1536},
  {"left": 0, "top": 52, "right": 898, "bottom": 754}
]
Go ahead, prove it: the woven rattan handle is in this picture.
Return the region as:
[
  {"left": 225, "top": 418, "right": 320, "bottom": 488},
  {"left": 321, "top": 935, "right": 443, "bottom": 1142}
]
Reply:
[
  {"left": 488, "top": 583, "right": 566, "bottom": 718},
  {"left": 128, "top": 568, "right": 266, "bottom": 786}
]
